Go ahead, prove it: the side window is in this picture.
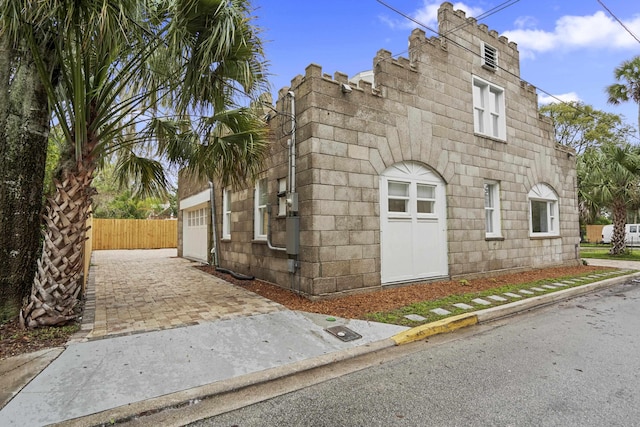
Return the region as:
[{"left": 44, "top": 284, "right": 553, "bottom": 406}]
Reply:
[
  {"left": 222, "top": 188, "right": 231, "bottom": 239},
  {"left": 254, "top": 178, "right": 268, "bottom": 240},
  {"left": 528, "top": 183, "right": 559, "bottom": 237},
  {"left": 484, "top": 181, "right": 501, "bottom": 238}
]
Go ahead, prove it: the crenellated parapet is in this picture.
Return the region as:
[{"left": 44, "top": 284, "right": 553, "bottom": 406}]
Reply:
[{"left": 438, "top": 2, "right": 518, "bottom": 53}]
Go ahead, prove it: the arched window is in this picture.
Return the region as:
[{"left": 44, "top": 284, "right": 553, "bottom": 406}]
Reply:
[{"left": 528, "top": 183, "right": 559, "bottom": 237}]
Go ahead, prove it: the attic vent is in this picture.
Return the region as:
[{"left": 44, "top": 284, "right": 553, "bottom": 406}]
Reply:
[{"left": 482, "top": 43, "right": 497, "bottom": 71}]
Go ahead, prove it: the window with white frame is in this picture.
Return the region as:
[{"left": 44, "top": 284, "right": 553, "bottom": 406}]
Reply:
[
  {"left": 472, "top": 76, "right": 506, "bottom": 141},
  {"left": 481, "top": 42, "right": 498, "bottom": 71},
  {"left": 528, "top": 183, "right": 559, "bottom": 236},
  {"left": 386, "top": 180, "right": 437, "bottom": 217},
  {"left": 254, "top": 178, "right": 268, "bottom": 239},
  {"left": 484, "top": 181, "right": 501, "bottom": 237},
  {"left": 222, "top": 188, "right": 231, "bottom": 239}
]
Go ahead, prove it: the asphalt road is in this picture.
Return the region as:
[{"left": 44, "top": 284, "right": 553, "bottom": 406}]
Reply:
[{"left": 187, "top": 280, "right": 640, "bottom": 427}]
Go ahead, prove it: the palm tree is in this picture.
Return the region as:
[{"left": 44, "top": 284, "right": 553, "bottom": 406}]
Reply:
[
  {"left": 578, "top": 142, "right": 640, "bottom": 255},
  {"left": 606, "top": 56, "right": 640, "bottom": 137},
  {"left": 5, "top": 0, "right": 270, "bottom": 328}
]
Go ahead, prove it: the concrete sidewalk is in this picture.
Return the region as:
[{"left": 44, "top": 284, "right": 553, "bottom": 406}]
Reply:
[
  {"left": 1, "top": 254, "right": 638, "bottom": 426},
  {"left": 0, "top": 250, "right": 408, "bottom": 426},
  {"left": 0, "top": 310, "right": 406, "bottom": 426}
]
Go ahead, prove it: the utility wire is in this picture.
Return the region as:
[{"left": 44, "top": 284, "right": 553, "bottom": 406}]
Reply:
[
  {"left": 375, "top": 0, "right": 639, "bottom": 143},
  {"left": 373, "top": 0, "right": 519, "bottom": 65},
  {"left": 597, "top": 0, "right": 640, "bottom": 45}
]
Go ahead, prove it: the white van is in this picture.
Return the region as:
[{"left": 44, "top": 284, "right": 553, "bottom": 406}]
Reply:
[{"left": 601, "top": 224, "right": 640, "bottom": 245}]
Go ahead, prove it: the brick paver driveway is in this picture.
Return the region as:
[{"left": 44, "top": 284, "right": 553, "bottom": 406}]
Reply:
[{"left": 84, "top": 249, "right": 284, "bottom": 338}]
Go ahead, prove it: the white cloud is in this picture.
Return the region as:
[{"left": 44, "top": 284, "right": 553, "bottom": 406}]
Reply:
[
  {"left": 504, "top": 11, "right": 640, "bottom": 57},
  {"left": 538, "top": 92, "right": 582, "bottom": 105},
  {"left": 514, "top": 15, "right": 538, "bottom": 30},
  {"left": 379, "top": 0, "right": 483, "bottom": 33}
]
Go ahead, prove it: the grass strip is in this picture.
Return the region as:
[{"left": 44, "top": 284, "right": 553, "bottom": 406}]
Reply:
[{"left": 366, "top": 269, "right": 634, "bottom": 326}]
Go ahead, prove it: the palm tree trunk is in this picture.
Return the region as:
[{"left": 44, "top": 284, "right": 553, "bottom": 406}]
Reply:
[
  {"left": 20, "top": 163, "right": 95, "bottom": 328},
  {"left": 610, "top": 198, "right": 627, "bottom": 255}
]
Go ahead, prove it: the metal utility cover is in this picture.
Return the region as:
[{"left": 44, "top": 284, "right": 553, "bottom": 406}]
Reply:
[{"left": 325, "top": 326, "right": 362, "bottom": 342}]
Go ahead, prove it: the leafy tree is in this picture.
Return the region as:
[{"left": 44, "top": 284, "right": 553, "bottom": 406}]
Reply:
[
  {"left": 606, "top": 56, "right": 640, "bottom": 137},
  {"left": 1, "top": 0, "right": 270, "bottom": 328},
  {"left": 540, "top": 101, "right": 631, "bottom": 154},
  {"left": 540, "top": 102, "right": 634, "bottom": 228},
  {"left": 578, "top": 142, "right": 640, "bottom": 255}
]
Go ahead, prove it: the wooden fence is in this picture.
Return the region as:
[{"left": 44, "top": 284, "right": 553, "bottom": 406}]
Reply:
[
  {"left": 584, "top": 224, "right": 605, "bottom": 244},
  {"left": 90, "top": 218, "right": 177, "bottom": 250}
]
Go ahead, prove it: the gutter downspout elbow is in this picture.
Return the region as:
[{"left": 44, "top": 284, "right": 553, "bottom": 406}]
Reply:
[{"left": 267, "top": 205, "right": 286, "bottom": 252}]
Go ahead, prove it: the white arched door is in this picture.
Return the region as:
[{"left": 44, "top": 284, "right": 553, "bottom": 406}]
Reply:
[{"left": 380, "top": 162, "right": 448, "bottom": 284}]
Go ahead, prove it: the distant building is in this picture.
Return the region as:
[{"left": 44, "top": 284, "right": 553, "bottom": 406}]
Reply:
[{"left": 178, "top": 2, "right": 579, "bottom": 297}]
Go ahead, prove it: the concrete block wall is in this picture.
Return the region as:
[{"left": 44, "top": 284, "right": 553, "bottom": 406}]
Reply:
[
  {"left": 178, "top": 1, "right": 580, "bottom": 297},
  {"left": 289, "top": 2, "right": 577, "bottom": 295}
]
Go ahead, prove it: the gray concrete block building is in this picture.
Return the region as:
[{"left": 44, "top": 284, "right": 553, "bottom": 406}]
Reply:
[{"left": 178, "top": 2, "right": 580, "bottom": 298}]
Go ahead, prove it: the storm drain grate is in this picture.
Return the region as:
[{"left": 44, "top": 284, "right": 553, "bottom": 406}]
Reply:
[{"left": 324, "top": 326, "right": 362, "bottom": 342}]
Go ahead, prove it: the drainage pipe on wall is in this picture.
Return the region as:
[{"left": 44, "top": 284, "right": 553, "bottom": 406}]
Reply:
[
  {"left": 208, "top": 181, "right": 219, "bottom": 267},
  {"left": 288, "top": 91, "right": 296, "bottom": 195},
  {"left": 267, "top": 205, "right": 286, "bottom": 252}
]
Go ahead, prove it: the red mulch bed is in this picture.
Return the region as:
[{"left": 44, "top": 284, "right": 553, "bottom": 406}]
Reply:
[{"left": 197, "top": 264, "right": 610, "bottom": 319}]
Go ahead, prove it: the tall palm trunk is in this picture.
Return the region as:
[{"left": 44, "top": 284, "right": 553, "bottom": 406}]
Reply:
[
  {"left": 610, "top": 198, "right": 627, "bottom": 255},
  {"left": 20, "top": 162, "right": 95, "bottom": 328}
]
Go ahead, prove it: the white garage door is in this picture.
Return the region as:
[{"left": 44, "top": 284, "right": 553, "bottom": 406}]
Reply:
[
  {"left": 182, "top": 204, "right": 208, "bottom": 262},
  {"left": 380, "top": 161, "right": 448, "bottom": 284}
]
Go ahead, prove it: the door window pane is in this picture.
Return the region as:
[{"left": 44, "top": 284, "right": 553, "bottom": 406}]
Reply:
[
  {"left": 416, "top": 184, "right": 436, "bottom": 214},
  {"left": 389, "top": 199, "right": 408, "bottom": 212},
  {"left": 388, "top": 181, "right": 409, "bottom": 197},
  {"left": 417, "top": 200, "right": 434, "bottom": 214},
  {"left": 388, "top": 181, "right": 409, "bottom": 213}
]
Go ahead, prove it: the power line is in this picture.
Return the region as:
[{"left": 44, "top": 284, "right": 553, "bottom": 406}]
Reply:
[
  {"left": 374, "top": 0, "right": 639, "bottom": 143},
  {"left": 373, "top": 0, "right": 520, "bottom": 65},
  {"left": 597, "top": 0, "right": 640, "bottom": 45}
]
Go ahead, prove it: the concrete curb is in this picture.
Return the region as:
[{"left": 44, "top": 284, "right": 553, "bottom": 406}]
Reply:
[
  {"left": 53, "top": 338, "right": 396, "bottom": 427},
  {"left": 391, "top": 272, "right": 640, "bottom": 346},
  {"left": 391, "top": 313, "right": 478, "bottom": 345}
]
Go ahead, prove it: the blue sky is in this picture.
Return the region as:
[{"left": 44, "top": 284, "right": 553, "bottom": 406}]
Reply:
[{"left": 251, "top": 0, "right": 640, "bottom": 133}]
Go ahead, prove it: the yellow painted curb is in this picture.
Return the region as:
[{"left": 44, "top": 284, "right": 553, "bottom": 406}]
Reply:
[{"left": 391, "top": 313, "right": 478, "bottom": 345}]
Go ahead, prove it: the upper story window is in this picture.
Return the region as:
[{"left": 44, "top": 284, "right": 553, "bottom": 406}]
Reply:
[
  {"left": 484, "top": 181, "right": 502, "bottom": 238},
  {"left": 254, "top": 178, "right": 268, "bottom": 240},
  {"left": 481, "top": 42, "right": 498, "bottom": 71},
  {"left": 528, "top": 183, "right": 559, "bottom": 237},
  {"left": 472, "top": 76, "right": 506, "bottom": 141},
  {"left": 222, "top": 188, "right": 231, "bottom": 239}
]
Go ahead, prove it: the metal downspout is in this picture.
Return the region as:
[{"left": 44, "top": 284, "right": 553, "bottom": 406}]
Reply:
[
  {"left": 289, "top": 91, "right": 296, "bottom": 194},
  {"left": 287, "top": 91, "right": 300, "bottom": 293},
  {"left": 267, "top": 205, "right": 286, "bottom": 251},
  {"left": 208, "top": 181, "right": 219, "bottom": 267}
]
